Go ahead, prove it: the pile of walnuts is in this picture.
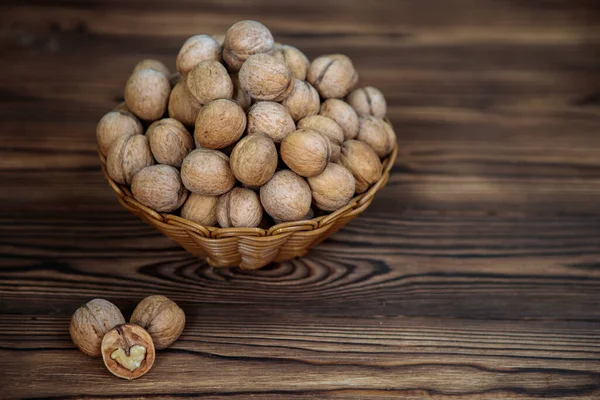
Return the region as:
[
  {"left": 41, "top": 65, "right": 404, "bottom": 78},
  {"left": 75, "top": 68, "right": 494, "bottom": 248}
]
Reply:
[
  {"left": 70, "top": 296, "right": 185, "bottom": 380},
  {"left": 97, "top": 20, "right": 396, "bottom": 228}
]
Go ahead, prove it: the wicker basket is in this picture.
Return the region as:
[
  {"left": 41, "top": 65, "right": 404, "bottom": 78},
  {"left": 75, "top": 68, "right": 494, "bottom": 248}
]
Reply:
[{"left": 100, "top": 145, "right": 397, "bottom": 270}]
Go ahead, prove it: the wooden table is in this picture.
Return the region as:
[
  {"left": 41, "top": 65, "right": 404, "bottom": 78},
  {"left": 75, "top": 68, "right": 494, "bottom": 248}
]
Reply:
[{"left": 1, "top": 1, "right": 599, "bottom": 398}]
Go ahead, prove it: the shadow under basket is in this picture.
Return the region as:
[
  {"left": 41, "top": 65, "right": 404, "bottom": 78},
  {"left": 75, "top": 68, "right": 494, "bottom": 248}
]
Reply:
[{"left": 100, "top": 145, "right": 397, "bottom": 270}]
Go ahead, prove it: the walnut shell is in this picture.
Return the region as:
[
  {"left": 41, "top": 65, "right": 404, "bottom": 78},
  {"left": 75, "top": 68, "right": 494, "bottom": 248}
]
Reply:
[
  {"left": 217, "top": 187, "right": 263, "bottom": 228},
  {"left": 307, "top": 54, "right": 358, "bottom": 99},
  {"left": 338, "top": 140, "right": 382, "bottom": 193},
  {"left": 297, "top": 115, "right": 344, "bottom": 162},
  {"left": 271, "top": 45, "right": 310, "bottom": 81},
  {"left": 280, "top": 129, "right": 331, "bottom": 178},
  {"left": 246, "top": 101, "right": 296, "bottom": 143},
  {"left": 130, "top": 295, "right": 186, "bottom": 350},
  {"left": 281, "top": 79, "right": 320, "bottom": 122},
  {"left": 146, "top": 118, "right": 193, "bottom": 167},
  {"left": 346, "top": 86, "right": 387, "bottom": 118},
  {"left": 181, "top": 193, "right": 218, "bottom": 226},
  {"left": 356, "top": 117, "right": 397, "bottom": 158},
  {"left": 70, "top": 299, "right": 125, "bottom": 357},
  {"left": 97, "top": 110, "right": 143, "bottom": 156},
  {"left": 223, "top": 20, "right": 274, "bottom": 71},
  {"left": 308, "top": 163, "right": 356, "bottom": 211},
  {"left": 186, "top": 60, "right": 233, "bottom": 105},
  {"left": 168, "top": 81, "right": 202, "bottom": 127},
  {"left": 101, "top": 323, "right": 155, "bottom": 380},
  {"left": 125, "top": 68, "right": 171, "bottom": 121},
  {"left": 260, "top": 170, "right": 312, "bottom": 222},
  {"left": 132, "top": 59, "right": 170, "bottom": 77},
  {"left": 230, "top": 73, "right": 252, "bottom": 111},
  {"left": 229, "top": 133, "right": 278, "bottom": 187},
  {"left": 239, "top": 53, "right": 294, "bottom": 101},
  {"left": 131, "top": 164, "right": 188, "bottom": 212},
  {"left": 176, "top": 35, "right": 222, "bottom": 77},
  {"left": 319, "top": 99, "right": 359, "bottom": 140},
  {"left": 106, "top": 134, "right": 154, "bottom": 185},
  {"left": 194, "top": 99, "right": 246, "bottom": 149},
  {"left": 181, "top": 149, "right": 235, "bottom": 196}
]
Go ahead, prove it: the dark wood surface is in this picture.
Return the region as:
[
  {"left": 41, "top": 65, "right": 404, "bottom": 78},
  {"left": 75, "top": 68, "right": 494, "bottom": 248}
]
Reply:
[{"left": 1, "top": 0, "right": 600, "bottom": 398}]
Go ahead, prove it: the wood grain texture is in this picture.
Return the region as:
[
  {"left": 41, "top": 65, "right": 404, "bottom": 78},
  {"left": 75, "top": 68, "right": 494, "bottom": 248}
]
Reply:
[{"left": 1, "top": 0, "right": 600, "bottom": 398}]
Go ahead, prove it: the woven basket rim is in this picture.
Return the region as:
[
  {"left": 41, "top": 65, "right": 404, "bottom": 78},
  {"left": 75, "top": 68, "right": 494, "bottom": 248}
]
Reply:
[{"left": 100, "top": 143, "right": 397, "bottom": 239}]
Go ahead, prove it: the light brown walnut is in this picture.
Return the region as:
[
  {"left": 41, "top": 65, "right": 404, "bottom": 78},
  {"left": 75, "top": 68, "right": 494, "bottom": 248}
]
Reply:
[
  {"left": 125, "top": 68, "right": 171, "bottom": 121},
  {"left": 130, "top": 295, "right": 186, "bottom": 350},
  {"left": 230, "top": 133, "right": 278, "bottom": 187},
  {"left": 223, "top": 20, "right": 274, "bottom": 71},
  {"left": 356, "top": 116, "right": 396, "bottom": 158},
  {"left": 319, "top": 99, "right": 359, "bottom": 140},
  {"left": 281, "top": 79, "right": 320, "bottom": 122},
  {"left": 338, "top": 140, "right": 382, "bottom": 193},
  {"left": 101, "top": 324, "right": 155, "bottom": 380},
  {"left": 280, "top": 129, "right": 331, "bottom": 178},
  {"left": 180, "top": 149, "right": 235, "bottom": 196},
  {"left": 70, "top": 299, "right": 125, "bottom": 358},
  {"left": 96, "top": 110, "right": 143, "bottom": 156},
  {"left": 168, "top": 81, "right": 202, "bottom": 127},
  {"left": 217, "top": 187, "right": 263, "bottom": 228},
  {"left": 146, "top": 118, "right": 194, "bottom": 167},
  {"left": 186, "top": 60, "right": 233, "bottom": 105},
  {"left": 260, "top": 170, "right": 312, "bottom": 222},
  {"left": 106, "top": 134, "right": 154, "bottom": 185},
  {"left": 194, "top": 99, "right": 246, "bottom": 149},
  {"left": 239, "top": 53, "right": 294, "bottom": 101},
  {"left": 271, "top": 45, "right": 310, "bottom": 81},
  {"left": 297, "top": 115, "right": 344, "bottom": 162},
  {"left": 307, "top": 54, "right": 358, "bottom": 99},
  {"left": 246, "top": 101, "right": 295, "bottom": 143},
  {"left": 346, "top": 86, "right": 387, "bottom": 118},
  {"left": 132, "top": 59, "right": 170, "bottom": 77},
  {"left": 307, "top": 163, "right": 356, "bottom": 211},
  {"left": 176, "top": 35, "right": 222, "bottom": 77},
  {"left": 131, "top": 164, "right": 188, "bottom": 212}
]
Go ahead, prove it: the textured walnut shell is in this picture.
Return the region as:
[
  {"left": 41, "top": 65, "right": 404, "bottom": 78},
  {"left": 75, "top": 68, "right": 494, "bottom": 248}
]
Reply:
[
  {"left": 281, "top": 79, "right": 320, "bottom": 122},
  {"left": 346, "top": 86, "right": 387, "bottom": 118},
  {"left": 131, "top": 165, "right": 188, "bottom": 212},
  {"left": 194, "top": 99, "right": 246, "bottom": 149},
  {"left": 230, "top": 133, "right": 278, "bottom": 187},
  {"left": 230, "top": 73, "right": 252, "bottom": 111},
  {"left": 217, "top": 187, "right": 263, "bottom": 228},
  {"left": 223, "top": 20, "right": 274, "bottom": 71},
  {"left": 181, "top": 149, "right": 235, "bottom": 196},
  {"left": 132, "top": 59, "right": 170, "bottom": 77},
  {"left": 125, "top": 68, "right": 171, "bottom": 121},
  {"left": 70, "top": 299, "right": 125, "bottom": 358},
  {"left": 168, "top": 81, "right": 202, "bottom": 127},
  {"left": 106, "top": 134, "right": 154, "bottom": 185},
  {"left": 97, "top": 110, "right": 143, "bottom": 156},
  {"left": 101, "top": 323, "right": 155, "bottom": 380},
  {"left": 280, "top": 129, "right": 331, "bottom": 178},
  {"left": 297, "top": 115, "right": 344, "bottom": 162},
  {"left": 307, "top": 54, "right": 358, "bottom": 99},
  {"left": 260, "top": 170, "right": 312, "bottom": 222},
  {"left": 246, "top": 101, "right": 296, "bottom": 143},
  {"left": 339, "top": 140, "right": 382, "bottom": 193},
  {"left": 180, "top": 193, "right": 218, "bottom": 226},
  {"left": 308, "top": 163, "right": 356, "bottom": 211},
  {"left": 146, "top": 118, "right": 194, "bottom": 167},
  {"left": 319, "top": 99, "right": 359, "bottom": 140},
  {"left": 130, "top": 295, "right": 186, "bottom": 350},
  {"left": 356, "top": 117, "right": 397, "bottom": 158},
  {"left": 176, "top": 35, "right": 222, "bottom": 77},
  {"left": 186, "top": 60, "right": 233, "bottom": 105},
  {"left": 271, "top": 45, "right": 310, "bottom": 81},
  {"left": 239, "top": 53, "right": 294, "bottom": 101}
]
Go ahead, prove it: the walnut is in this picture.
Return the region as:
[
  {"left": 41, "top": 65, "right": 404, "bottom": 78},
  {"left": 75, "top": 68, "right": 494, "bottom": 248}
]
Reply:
[
  {"left": 194, "top": 99, "right": 246, "bottom": 149},
  {"left": 132, "top": 59, "right": 170, "bottom": 77},
  {"left": 223, "top": 20, "right": 274, "bottom": 71},
  {"left": 307, "top": 163, "right": 355, "bottom": 211},
  {"left": 307, "top": 54, "right": 358, "bottom": 99},
  {"left": 260, "top": 170, "right": 312, "bottom": 222},
  {"left": 346, "top": 86, "right": 387, "bottom": 118},
  {"left": 186, "top": 60, "right": 233, "bottom": 105},
  {"left": 168, "top": 81, "right": 202, "bottom": 127},
  {"left": 239, "top": 53, "right": 294, "bottom": 101},
  {"left": 176, "top": 35, "right": 222, "bottom": 77},
  {"left": 319, "top": 99, "right": 359, "bottom": 140},
  {"left": 338, "top": 140, "right": 382, "bottom": 193},
  {"left": 70, "top": 299, "right": 125, "bottom": 357},
  {"left": 229, "top": 133, "right": 278, "bottom": 187},
  {"left": 101, "top": 324, "right": 155, "bottom": 380},
  {"left": 181, "top": 193, "right": 218, "bottom": 226},
  {"left": 271, "top": 44, "right": 310, "bottom": 81},
  {"left": 297, "top": 115, "right": 344, "bottom": 162},
  {"left": 217, "top": 187, "right": 263, "bottom": 228},
  {"left": 125, "top": 68, "right": 171, "bottom": 121},
  {"left": 146, "top": 118, "right": 194, "bottom": 167},
  {"left": 281, "top": 79, "right": 320, "bottom": 122},
  {"left": 356, "top": 116, "right": 396, "bottom": 158},
  {"left": 131, "top": 164, "right": 189, "bottom": 212},
  {"left": 106, "top": 134, "right": 154, "bottom": 185},
  {"left": 130, "top": 295, "right": 186, "bottom": 350},
  {"left": 246, "top": 101, "right": 295, "bottom": 143},
  {"left": 280, "top": 129, "right": 331, "bottom": 177},
  {"left": 96, "top": 110, "right": 143, "bottom": 156},
  {"left": 180, "top": 149, "right": 235, "bottom": 196}
]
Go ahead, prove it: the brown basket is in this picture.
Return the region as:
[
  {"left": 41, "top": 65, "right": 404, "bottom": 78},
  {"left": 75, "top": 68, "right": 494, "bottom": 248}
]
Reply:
[{"left": 100, "top": 145, "right": 397, "bottom": 270}]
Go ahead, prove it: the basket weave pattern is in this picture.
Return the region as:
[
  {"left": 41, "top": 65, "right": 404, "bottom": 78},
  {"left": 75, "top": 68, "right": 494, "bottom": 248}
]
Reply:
[{"left": 100, "top": 145, "right": 397, "bottom": 270}]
